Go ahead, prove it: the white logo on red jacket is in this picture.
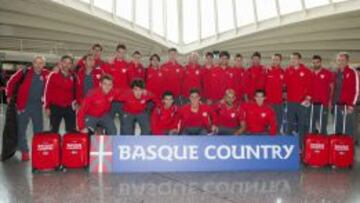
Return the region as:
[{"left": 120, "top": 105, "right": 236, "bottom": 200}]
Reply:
[
  {"left": 231, "top": 113, "right": 236, "bottom": 118},
  {"left": 140, "top": 99, "right": 146, "bottom": 104},
  {"left": 96, "top": 74, "right": 101, "bottom": 79},
  {"left": 122, "top": 69, "right": 127, "bottom": 73},
  {"left": 320, "top": 74, "right": 325, "bottom": 79},
  {"left": 280, "top": 74, "right": 284, "bottom": 80},
  {"left": 158, "top": 72, "right": 162, "bottom": 77},
  {"left": 176, "top": 69, "right": 180, "bottom": 73},
  {"left": 300, "top": 72, "right": 305, "bottom": 77},
  {"left": 202, "top": 112, "right": 208, "bottom": 117},
  {"left": 261, "top": 112, "right": 266, "bottom": 118},
  {"left": 195, "top": 70, "right": 200, "bottom": 75}
]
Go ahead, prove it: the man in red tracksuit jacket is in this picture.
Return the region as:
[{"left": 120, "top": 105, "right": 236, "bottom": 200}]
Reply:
[
  {"left": 178, "top": 89, "right": 213, "bottom": 135},
  {"left": 243, "top": 89, "right": 277, "bottom": 135},
  {"left": 310, "top": 55, "right": 334, "bottom": 135},
  {"left": 116, "top": 79, "right": 159, "bottom": 135},
  {"left": 333, "top": 52, "right": 359, "bottom": 136},
  {"left": 127, "top": 51, "right": 146, "bottom": 83},
  {"left": 77, "top": 54, "right": 104, "bottom": 104},
  {"left": 146, "top": 54, "right": 164, "bottom": 99},
  {"left": 232, "top": 53, "right": 246, "bottom": 101},
  {"left": 101, "top": 44, "right": 129, "bottom": 125},
  {"left": 265, "top": 53, "right": 285, "bottom": 133},
  {"left": 202, "top": 52, "right": 214, "bottom": 103},
  {"left": 284, "top": 52, "right": 313, "bottom": 148},
  {"left": 212, "top": 89, "right": 246, "bottom": 135},
  {"left": 6, "top": 56, "right": 49, "bottom": 161},
  {"left": 160, "top": 48, "right": 184, "bottom": 105},
  {"left": 181, "top": 52, "right": 203, "bottom": 102},
  {"left": 44, "top": 55, "right": 81, "bottom": 133},
  {"left": 244, "top": 52, "right": 266, "bottom": 101},
  {"left": 77, "top": 75, "right": 117, "bottom": 135},
  {"left": 151, "top": 91, "right": 179, "bottom": 135},
  {"left": 76, "top": 43, "right": 105, "bottom": 70}
]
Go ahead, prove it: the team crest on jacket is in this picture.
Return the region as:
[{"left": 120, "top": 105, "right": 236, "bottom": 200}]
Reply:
[
  {"left": 195, "top": 70, "right": 200, "bottom": 75},
  {"left": 261, "top": 112, "right": 266, "bottom": 118},
  {"left": 122, "top": 69, "right": 126, "bottom": 73},
  {"left": 158, "top": 72, "right": 162, "bottom": 77},
  {"left": 140, "top": 99, "right": 146, "bottom": 104},
  {"left": 176, "top": 69, "right": 180, "bottom": 73},
  {"left": 280, "top": 75, "right": 284, "bottom": 79},
  {"left": 108, "top": 96, "right": 114, "bottom": 102},
  {"left": 231, "top": 113, "right": 236, "bottom": 118},
  {"left": 320, "top": 74, "right": 325, "bottom": 79},
  {"left": 202, "top": 112, "right": 208, "bottom": 117},
  {"left": 346, "top": 73, "right": 350, "bottom": 78},
  {"left": 300, "top": 72, "right": 305, "bottom": 77},
  {"left": 96, "top": 74, "right": 101, "bottom": 79}
]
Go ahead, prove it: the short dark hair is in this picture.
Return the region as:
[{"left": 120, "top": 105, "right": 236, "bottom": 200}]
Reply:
[
  {"left": 132, "top": 51, "right": 141, "bottom": 56},
  {"left": 273, "top": 53, "right": 282, "bottom": 60},
  {"left": 219, "top": 51, "right": 230, "bottom": 59},
  {"left": 168, "top": 48, "right": 177, "bottom": 53},
  {"left": 100, "top": 74, "right": 113, "bottom": 82},
  {"left": 162, "top": 91, "right": 174, "bottom": 99},
  {"left": 251, "top": 51, "right": 261, "bottom": 59},
  {"left": 205, "top": 52, "right": 214, "bottom": 58},
  {"left": 189, "top": 88, "right": 200, "bottom": 96},
  {"left": 131, "top": 79, "right": 145, "bottom": 89},
  {"left": 92, "top": 43, "right": 103, "bottom": 51},
  {"left": 292, "top": 52, "right": 302, "bottom": 59},
  {"left": 84, "top": 53, "right": 94, "bottom": 60},
  {"left": 255, "top": 89, "right": 266, "bottom": 97},
  {"left": 61, "top": 55, "right": 74, "bottom": 63},
  {"left": 116, "top": 44, "right": 127, "bottom": 51},
  {"left": 235, "top": 53, "right": 243, "bottom": 58},
  {"left": 150, "top": 54, "right": 160, "bottom": 62},
  {"left": 312, "top": 55, "right": 322, "bottom": 61}
]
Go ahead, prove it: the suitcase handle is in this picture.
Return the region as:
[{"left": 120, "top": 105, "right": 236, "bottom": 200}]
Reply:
[
  {"left": 309, "top": 103, "right": 324, "bottom": 133},
  {"left": 333, "top": 104, "right": 347, "bottom": 134}
]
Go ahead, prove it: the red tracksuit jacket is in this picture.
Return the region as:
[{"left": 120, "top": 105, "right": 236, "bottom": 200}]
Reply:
[
  {"left": 127, "top": 61, "right": 146, "bottom": 83},
  {"left": 182, "top": 63, "right": 203, "bottom": 97},
  {"left": 311, "top": 68, "right": 334, "bottom": 107},
  {"left": 150, "top": 105, "right": 179, "bottom": 135},
  {"left": 178, "top": 104, "right": 212, "bottom": 130},
  {"left": 116, "top": 89, "right": 159, "bottom": 114},
  {"left": 146, "top": 65, "right": 164, "bottom": 99},
  {"left": 202, "top": 65, "right": 214, "bottom": 99},
  {"left": 212, "top": 102, "right": 245, "bottom": 129},
  {"left": 284, "top": 64, "right": 313, "bottom": 103},
  {"left": 77, "top": 87, "right": 117, "bottom": 130},
  {"left": 77, "top": 66, "right": 103, "bottom": 104},
  {"left": 335, "top": 65, "right": 359, "bottom": 107},
  {"left": 44, "top": 70, "right": 81, "bottom": 109},
  {"left": 243, "top": 102, "right": 277, "bottom": 135},
  {"left": 265, "top": 66, "right": 285, "bottom": 105},
  {"left": 6, "top": 67, "right": 49, "bottom": 111},
  {"left": 204, "top": 66, "right": 228, "bottom": 101},
  {"left": 231, "top": 66, "right": 246, "bottom": 101},
  {"left": 101, "top": 59, "right": 130, "bottom": 91},
  {"left": 245, "top": 65, "right": 267, "bottom": 99},
  {"left": 160, "top": 61, "right": 184, "bottom": 98},
  {"left": 77, "top": 57, "right": 105, "bottom": 69}
]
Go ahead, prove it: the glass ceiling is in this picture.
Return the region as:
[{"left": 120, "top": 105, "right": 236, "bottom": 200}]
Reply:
[{"left": 77, "top": 0, "right": 350, "bottom": 45}]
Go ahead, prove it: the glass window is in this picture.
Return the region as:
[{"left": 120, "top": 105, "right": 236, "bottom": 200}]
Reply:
[
  {"left": 166, "top": 0, "right": 179, "bottom": 43},
  {"left": 116, "top": 0, "right": 133, "bottom": 21},
  {"left": 255, "top": 0, "right": 277, "bottom": 21},
  {"left": 183, "top": 0, "right": 199, "bottom": 43},
  {"left": 278, "top": 0, "right": 302, "bottom": 15},
  {"left": 135, "top": 0, "right": 149, "bottom": 28},
  {"left": 78, "top": 0, "right": 90, "bottom": 4},
  {"left": 216, "top": 0, "right": 234, "bottom": 33},
  {"left": 304, "top": 0, "right": 329, "bottom": 8},
  {"left": 200, "top": 0, "right": 216, "bottom": 38},
  {"left": 235, "top": 0, "right": 255, "bottom": 27},
  {"left": 94, "top": 0, "right": 112, "bottom": 12},
  {"left": 152, "top": 0, "right": 164, "bottom": 36}
]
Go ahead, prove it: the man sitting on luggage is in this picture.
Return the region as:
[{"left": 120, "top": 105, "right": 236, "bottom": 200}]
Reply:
[
  {"left": 77, "top": 75, "right": 117, "bottom": 135},
  {"left": 212, "top": 89, "right": 246, "bottom": 135},
  {"left": 243, "top": 89, "right": 277, "bottom": 135},
  {"left": 150, "top": 91, "right": 180, "bottom": 135},
  {"left": 116, "top": 79, "right": 159, "bottom": 135},
  {"left": 178, "top": 89, "right": 213, "bottom": 135}
]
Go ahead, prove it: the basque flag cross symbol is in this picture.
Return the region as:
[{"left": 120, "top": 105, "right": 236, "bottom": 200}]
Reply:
[{"left": 90, "top": 136, "right": 113, "bottom": 173}]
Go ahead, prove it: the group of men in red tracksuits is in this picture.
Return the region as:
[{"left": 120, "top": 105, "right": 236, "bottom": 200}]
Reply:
[{"left": 6, "top": 43, "right": 359, "bottom": 161}]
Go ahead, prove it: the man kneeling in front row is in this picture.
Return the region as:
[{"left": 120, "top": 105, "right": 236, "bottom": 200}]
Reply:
[{"left": 77, "top": 75, "right": 117, "bottom": 135}]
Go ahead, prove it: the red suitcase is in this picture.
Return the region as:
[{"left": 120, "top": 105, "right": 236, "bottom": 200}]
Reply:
[
  {"left": 329, "top": 105, "right": 354, "bottom": 168},
  {"left": 303, "top": 104, "right": 329, "bottom": 167},
  {"left": 61, "top": 132, "right": 89, "bottom": 169},
  {"left": 32, "top": 132, "right": 61, "bottom": 172}
]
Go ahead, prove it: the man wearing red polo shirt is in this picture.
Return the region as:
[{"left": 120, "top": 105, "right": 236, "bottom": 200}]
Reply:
[
  {"left": 77, "top": 54, "right": 103, "bottom": 104},
  {"left": 244, "top": 52, "right": 266, "bottom": 101},
  {"left": 116, "top": 80, "right": 159, "bottom": 135},
  {"left": 160, "top": 48, "right": 184, "bottom": 105},
  {"left": 243, "top": 89, "right": 277, "bottom": 135},
  {"left": 77, "top": 75, "right": 117, "bottom": 135},
  {"left": 310, "top": 55, "right": 334, "bottom": 134},
  {"left": 212, "top": 89, "right": 246, "bottom": 135},
  {"left": 178, "top": 89, "right": 213, "bottom": 135},
  {"left": 127, "top": 51, "right": 145, "bottom": 83},
  {"left": 146, "top": 54, "right": 164, "bottom": 99},
  {"left": 151, "top": 91, "right": 179, "bottom": 135},
  {"left": 284, "top": 52, "right": 313, "bottom": 148},
  {"left": 181, "top": 52, "right": 203, "bottom": 103},
  {"left": 44, "top": 55, "right": 80, "bottom": 133},
  {"left": 265, "top": 53, "right": 285, "bottom": 133}
]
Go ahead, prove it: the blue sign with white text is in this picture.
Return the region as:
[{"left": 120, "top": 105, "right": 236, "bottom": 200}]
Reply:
[{"left": 109, "top": 136, "right": 300, "bottom": 173}]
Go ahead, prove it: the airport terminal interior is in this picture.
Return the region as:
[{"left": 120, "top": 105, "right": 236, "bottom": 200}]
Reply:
[{"left": 1, "top": 0, "right": 360, "bottom": 202}]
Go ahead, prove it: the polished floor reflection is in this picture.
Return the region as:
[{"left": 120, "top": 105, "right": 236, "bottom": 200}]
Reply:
[{"left": 0, "top": 157, "right": 360, "bottom": 203}]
